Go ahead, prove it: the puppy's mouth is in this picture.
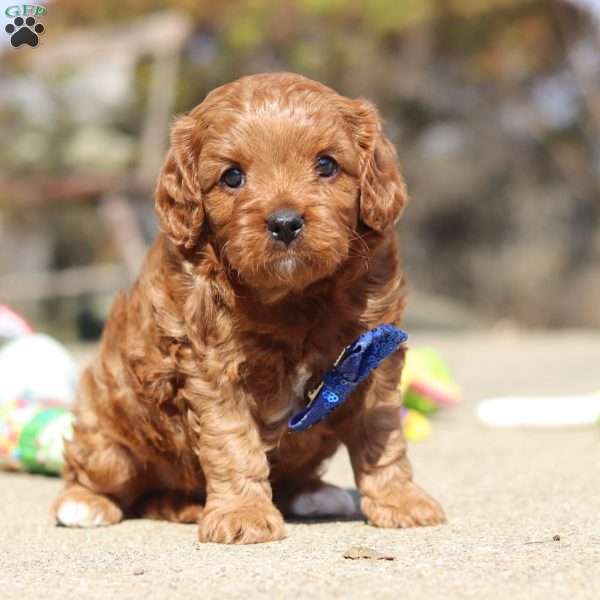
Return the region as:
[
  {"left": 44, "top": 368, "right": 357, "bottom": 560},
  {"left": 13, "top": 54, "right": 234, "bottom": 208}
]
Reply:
[
  {"left": 267, "top": 227, "right": 348, "bottom": 280},
  {"left": 223, "top": 224, "right": 349, "bottom": 294},
  {"left": 251, "top": 245, "right": 323, "bottom": 289},
  {"left": 271, "top": 253, "right": 303, "bottom": 277}
]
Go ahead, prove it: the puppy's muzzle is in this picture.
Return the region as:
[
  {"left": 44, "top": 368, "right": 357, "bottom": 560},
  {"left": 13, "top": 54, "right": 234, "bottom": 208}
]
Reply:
[{"left": 266, "top": 209, "right": 304, "bottom": 246}]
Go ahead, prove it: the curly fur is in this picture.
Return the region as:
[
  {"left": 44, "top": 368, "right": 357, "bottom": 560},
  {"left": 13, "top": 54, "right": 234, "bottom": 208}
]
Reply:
[{"left": 53, "top": 73, "right": 445, "bottom": 544}]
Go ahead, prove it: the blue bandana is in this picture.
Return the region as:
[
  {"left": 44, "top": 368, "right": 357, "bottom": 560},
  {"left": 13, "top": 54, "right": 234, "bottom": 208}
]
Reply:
[{"left": 288, "top": 324, "right": 408, "bottom": 432}]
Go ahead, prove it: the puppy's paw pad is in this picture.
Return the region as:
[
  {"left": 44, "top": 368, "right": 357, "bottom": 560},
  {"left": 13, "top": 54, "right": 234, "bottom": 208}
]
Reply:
[
  {"left": 289, "top": 484, "right": 357, "bottom": 518},
  {"left": 362, "top": 483, "right": 446, "bottom": 529},
  {"left": 198, "top": 503, "right": 286, "bottom": 544}
]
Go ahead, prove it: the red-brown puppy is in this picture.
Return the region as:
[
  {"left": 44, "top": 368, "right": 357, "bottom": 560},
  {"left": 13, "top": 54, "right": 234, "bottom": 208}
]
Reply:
[{"left": 53, "top": 72, "right": 445, "bottom": 543}]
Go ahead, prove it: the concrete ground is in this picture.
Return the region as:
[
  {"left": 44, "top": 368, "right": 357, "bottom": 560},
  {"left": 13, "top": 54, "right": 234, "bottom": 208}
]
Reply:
[{"left": 1, "top": 331, "right": 599, "bottom": 600}]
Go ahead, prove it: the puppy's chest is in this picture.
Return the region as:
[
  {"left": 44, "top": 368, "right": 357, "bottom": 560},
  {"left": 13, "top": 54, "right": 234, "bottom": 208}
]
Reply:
[
  {"left": 238, "top": 322, "right": 360, "bottom": 429},
  {"left": 247, "top": 355, "right": 327, "bottom": 429}
]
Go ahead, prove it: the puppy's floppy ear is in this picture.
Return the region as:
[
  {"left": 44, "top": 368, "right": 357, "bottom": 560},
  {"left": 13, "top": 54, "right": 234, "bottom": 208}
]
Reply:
[
  {"left": 155, "top": 114, "right": 204, "bottom": 250},
  {"left": 341, "top": 99, "right": 408, "bottom": 232}
]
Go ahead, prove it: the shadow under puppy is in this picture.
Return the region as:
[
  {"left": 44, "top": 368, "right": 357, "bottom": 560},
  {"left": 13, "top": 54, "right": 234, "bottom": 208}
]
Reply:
[{"left": 53, "top": 72, "right": 446, "bottom": 543}]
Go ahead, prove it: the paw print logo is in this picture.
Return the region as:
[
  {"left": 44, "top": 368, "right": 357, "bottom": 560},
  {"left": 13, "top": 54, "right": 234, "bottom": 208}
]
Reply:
[{"left": 5, "top": 16, "right": 45, "bottom": 48}]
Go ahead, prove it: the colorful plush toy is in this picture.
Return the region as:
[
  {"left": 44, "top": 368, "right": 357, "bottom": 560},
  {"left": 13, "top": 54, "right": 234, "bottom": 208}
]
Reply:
[
  {"left": 401, "top": 407, "right": 432, "bottom": 442},
  {"left": 399, "top": 347, "right": 462, "bottom": 441},
  {"left": 401, "top": 347, "right": 462, "bottom": 415},
  {"left": 0, "top": 399, "right": 74, "bottom": 474},
  {"left": 0, "top": 306, "right": 76, "bottom": 474}
]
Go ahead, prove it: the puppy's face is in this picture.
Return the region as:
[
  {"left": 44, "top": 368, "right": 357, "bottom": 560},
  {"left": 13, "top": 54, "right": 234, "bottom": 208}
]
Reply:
[
  {"left": 156, "top": 73, "right": 407, "bottom": 295},
  {"left": 198, "top": 84, "right": 362, "bottom": 292}
]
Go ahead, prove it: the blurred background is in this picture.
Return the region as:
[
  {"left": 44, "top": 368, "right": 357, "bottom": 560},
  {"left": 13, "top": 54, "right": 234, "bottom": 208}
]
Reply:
[{"left": 1, "top": 0, "right": 599, "bottom": 340}]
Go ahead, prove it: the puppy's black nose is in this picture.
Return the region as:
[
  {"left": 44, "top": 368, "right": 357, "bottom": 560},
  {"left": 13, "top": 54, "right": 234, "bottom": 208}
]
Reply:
[{"left": 266, "top": 209, "right": 304, "bottom": 245}]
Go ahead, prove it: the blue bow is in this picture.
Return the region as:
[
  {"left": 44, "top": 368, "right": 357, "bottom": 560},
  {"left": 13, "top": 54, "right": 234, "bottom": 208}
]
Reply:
[{"left": 288, "top": 324, "right": 408, "bottom": 432}]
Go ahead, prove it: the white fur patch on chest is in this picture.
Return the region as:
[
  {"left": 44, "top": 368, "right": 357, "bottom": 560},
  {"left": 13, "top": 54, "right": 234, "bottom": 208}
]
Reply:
[
  {"left": 261, "top": 362, "right": 313, "bottom": 426},
  {"left": 291, "top": 362, "right": 313, "bottom": 405}
]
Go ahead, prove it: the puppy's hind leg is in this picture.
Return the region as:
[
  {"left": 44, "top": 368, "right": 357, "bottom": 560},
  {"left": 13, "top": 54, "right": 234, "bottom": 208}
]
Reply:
[
  {"left": 53, "top": 484, "right": 123, "bottom": 528},
  {"left": 53, "top": 426, "right": 145, "bottom": 528},
  {"left": 135, "top": 492, "right": 204, "bottom": 524}
]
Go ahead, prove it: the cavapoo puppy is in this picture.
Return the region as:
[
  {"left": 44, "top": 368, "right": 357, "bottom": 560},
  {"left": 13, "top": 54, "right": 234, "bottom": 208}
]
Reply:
[{"left": 53, "top": 72, "right": 445, "bottom": 543}]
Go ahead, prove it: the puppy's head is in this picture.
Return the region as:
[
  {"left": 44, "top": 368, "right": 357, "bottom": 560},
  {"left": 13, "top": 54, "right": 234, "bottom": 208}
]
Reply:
[{"left": 155, "top": 73, "right": 407, "bottom": 294}]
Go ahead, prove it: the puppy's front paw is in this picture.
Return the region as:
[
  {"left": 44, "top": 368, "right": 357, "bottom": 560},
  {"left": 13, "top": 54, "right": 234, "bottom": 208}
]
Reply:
[
  {"left": 198, "top": 501, "right": 286, "bottom": 544},
  {"left": 362, "top": 482, "right": 446, "bottom": 529}
]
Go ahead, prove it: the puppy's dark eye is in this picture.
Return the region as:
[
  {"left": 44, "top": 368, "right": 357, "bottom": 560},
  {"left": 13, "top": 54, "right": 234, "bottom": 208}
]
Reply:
[
  {"left": 316, "top": 155, "right": 338, "bottom": 178},
  {"left": 221, "top": 167, "right": 245, "bottom": 188}
]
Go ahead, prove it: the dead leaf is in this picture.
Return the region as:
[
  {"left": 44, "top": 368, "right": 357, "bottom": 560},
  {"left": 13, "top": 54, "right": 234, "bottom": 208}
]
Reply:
[{"left": 343, "top": 546, "right": 395, "bottom": 561}]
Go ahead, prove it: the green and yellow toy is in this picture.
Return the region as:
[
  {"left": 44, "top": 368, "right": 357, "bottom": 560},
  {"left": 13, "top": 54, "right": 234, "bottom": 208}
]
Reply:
[{"left": 400, "top": 347, "right": 462, "bottom": 441}]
